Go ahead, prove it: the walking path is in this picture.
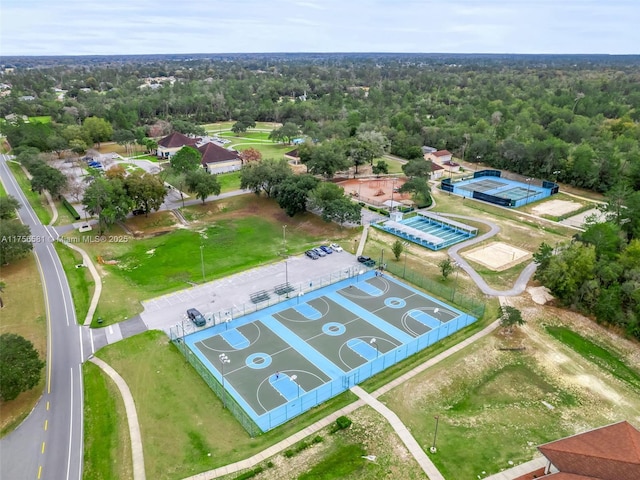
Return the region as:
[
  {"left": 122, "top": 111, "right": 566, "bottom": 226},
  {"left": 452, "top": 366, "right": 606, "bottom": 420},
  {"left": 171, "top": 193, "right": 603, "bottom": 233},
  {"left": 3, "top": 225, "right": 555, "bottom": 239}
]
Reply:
[{"left": 89, "top": 356, "right": 146, "bottom": 480}]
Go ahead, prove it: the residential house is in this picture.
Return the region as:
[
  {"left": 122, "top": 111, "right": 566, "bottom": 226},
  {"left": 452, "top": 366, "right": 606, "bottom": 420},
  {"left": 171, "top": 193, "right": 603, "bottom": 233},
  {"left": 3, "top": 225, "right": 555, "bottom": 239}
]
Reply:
[
  {"left": 198, "top": 142, "right": 242, "bottom": 174},
  {"left": 430, "top": 162, "right": 445, "bottom": 180},
  {"left": 516, "top": 421, "right": 640, "bottom": 480},
  {"left": 426, "top": 150, "right": 453, "bottom": 164},
  {"left": 422, "top": 146, "right": 437, "bottom": 155},
  {"left": 157, "top": 132, "right": 199, "bottom": 159}
]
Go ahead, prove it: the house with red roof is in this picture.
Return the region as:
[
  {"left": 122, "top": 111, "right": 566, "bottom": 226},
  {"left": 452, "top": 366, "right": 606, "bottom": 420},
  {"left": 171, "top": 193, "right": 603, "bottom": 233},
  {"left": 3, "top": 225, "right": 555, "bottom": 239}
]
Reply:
[
  {"left": 426, "top": 149, "right": 453, "bottom": 164},
  {"left": 198, "top": 142, "right": 242, "bottom": 174},
  {"left": 510, "top": 421, "right": 640, "bottom": 480},
  {"left": 157, "top": 132, "right": 199, "bottom": 159}
]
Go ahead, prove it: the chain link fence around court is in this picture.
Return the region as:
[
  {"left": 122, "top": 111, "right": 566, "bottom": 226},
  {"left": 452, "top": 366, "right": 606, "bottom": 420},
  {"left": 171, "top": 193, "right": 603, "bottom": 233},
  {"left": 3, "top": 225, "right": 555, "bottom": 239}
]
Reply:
[
  {"left": 169, "top": 264, "right": 485, "bottom": 436},
  {"left": 169, "top": 264, "right": 373, "bottom": 339},
  {"left": 382, "top": 260, "right": 486, "bottom": 319}
]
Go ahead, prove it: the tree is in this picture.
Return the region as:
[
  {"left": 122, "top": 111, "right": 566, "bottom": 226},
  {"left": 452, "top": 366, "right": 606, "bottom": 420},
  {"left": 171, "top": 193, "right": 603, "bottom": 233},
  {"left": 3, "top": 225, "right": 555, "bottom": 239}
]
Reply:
[
  {"left": 240, "top": 158, "right": 292, "bottom": 197},
  {"left": 321, "top": 197, "right": 361, "bottom": 226},
  {"left": 372, "top": 160, "right": 389, "bottom": 175},
  {"left": 112, "top": 129, "right": 136, "bottom": 156},
  {"left": 171, "top": 120, "right": 206, "bottom": 137},
  {"left": 391, "top": 240, "right": 404, "bottom": 260},
  {"left": 30, "top": 164, "right": 67, "bottom": 197},
  {"left": 275, "top": 174, "right": 320, "bottom": 216},
  {"left": 82, "top": 178, "right": 133, "bottom": 234},
  {"left": 402, "top": 159, "right": 432, "bottom": 178},
  {"left": 170, "top": 146, "right": 202, "bottom": 174},
  {"left": 185, "top": 170, "right": 221, "bottom": 204},
  {"left": 0, "top": 221, "right": 33, "bottom": 264},
  {"left": 0, "top": 333, "right": 45, "bottom": 401},
  {"left": 239, "top": 147, "right": 262, "bottom": 164},
  {"left": 82, "top": 116, "right": 113, "bottom": 147},
  {"left": 305, "top": 141, "right": 351, "bottom": 179},
  {"left": 0, "top": 195, "right": 20, "bottom": 220},
  {"left": 438, "top": 258, "right": 455, "bottom": 279},
  {"left": 124, "top": 172, "right": 167, "bottom": 215},
  {"left": 269, "top": 122, "right": 300, "bottom": 144},
  {"left": 0, "top": 281, "right": 4, "bottom": 308},
  {"left": 499, "top": 306, "right": 525, "bottom": 333},
  {"left": 398, "top": 177, "right": 431, "bottom": 208},
  {"left": 308, "top": 182, "right": 345, "bottom": 210}
]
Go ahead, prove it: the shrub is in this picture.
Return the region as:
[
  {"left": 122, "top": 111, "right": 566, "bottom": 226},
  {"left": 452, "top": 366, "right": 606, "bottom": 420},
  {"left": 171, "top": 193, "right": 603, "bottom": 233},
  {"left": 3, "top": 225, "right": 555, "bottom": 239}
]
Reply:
[
  {"left": 330, "top": 415, "right": 353, "bottom": 433},
  {"left": 234, "top": 466, "right": 264, "bottom": 480},
  {"left": 62, "top": 197, "right": 81, "bottom": 220}
]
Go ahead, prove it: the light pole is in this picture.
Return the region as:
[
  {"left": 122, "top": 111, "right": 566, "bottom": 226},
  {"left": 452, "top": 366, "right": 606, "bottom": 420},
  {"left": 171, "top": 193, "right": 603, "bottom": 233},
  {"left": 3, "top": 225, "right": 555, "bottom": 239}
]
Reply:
[
  {"left": 285, "top": 260, "right": 289, "bottom": 286},
  {"left": 290, "top": 374, "right": 300, "bottom": 398},
  {"left": 200, "top": 244, "right": 205, "bottom": 282},
  {"left": 431, "top": 415, "right": 440, "bottom": 453},
  {"left": 282, "top": 224, "right": 287, "bottom": 255},
  {"left": 370, "top": 337, "right": 379, "bottom": 357},
  {"left": 219, "top": 353, "right": 230, "bottom": 408},
  {"left": 390, "top": 178, "right": 397, "bottom": 213},
  {"left": 402, "top": 242, "right": 409, "bottom": 278},
  {"left": 451, "top": 262, "right": 460, "bottom": 303},
  {"left": 552, "top": 170, "right": 561, "bottom": 183},
  {"left": 525, "top": 178, "right": 532, "bottom": 203}
]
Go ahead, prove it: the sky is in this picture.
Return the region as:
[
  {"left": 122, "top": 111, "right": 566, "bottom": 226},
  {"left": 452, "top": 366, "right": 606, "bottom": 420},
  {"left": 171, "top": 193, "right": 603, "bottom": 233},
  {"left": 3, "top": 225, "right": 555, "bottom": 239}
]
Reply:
[{"left": 1, "top": 0, "right": 638, "bottom": 56}]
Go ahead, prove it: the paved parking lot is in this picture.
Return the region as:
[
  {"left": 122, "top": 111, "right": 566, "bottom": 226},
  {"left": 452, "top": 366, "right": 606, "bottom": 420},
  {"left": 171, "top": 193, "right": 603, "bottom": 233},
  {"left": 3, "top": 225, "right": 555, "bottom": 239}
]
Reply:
[{"left": 140, "top": 250, "right": 365, "bottom": 334}]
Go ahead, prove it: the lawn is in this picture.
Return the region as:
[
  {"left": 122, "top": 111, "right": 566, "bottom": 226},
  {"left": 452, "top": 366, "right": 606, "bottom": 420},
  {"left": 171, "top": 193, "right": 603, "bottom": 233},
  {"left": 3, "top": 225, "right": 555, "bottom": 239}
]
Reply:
[
  {"left": 232, "top": 142, "right": 292, "bottom": 159},
  {"left": 54, "top": 241, "right": 94, "bottom": 323},
  {"left": 0, "top": 254, "right": 47, "bottom": 436},
  {"left": 219, "top": 130, "right": 273, "bottom": 141},
  {"left": 7, "top": 161, "right": 52, "bottom": 225},
  {"left": 62, "top": 195, "right": 357, "bottom": 325},
  {"left": 83, "top": 362, "right": 132, "bottom": 480},
  {"left": 545, "top": 325, "right": 640, "bottom": 391},
  {"left": 216, "top": 170, "right": 241, "bottom": 193},
  {"left": 28, "top": 116, "right": 52, "bottom": 123},
  {"left": 95, "top": 330, "right": 358, "bottom": 480}
]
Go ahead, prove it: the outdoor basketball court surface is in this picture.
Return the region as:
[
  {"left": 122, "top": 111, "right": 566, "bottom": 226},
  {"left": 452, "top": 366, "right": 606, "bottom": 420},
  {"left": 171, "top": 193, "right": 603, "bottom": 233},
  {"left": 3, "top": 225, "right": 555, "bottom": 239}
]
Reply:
[{"left": 183, "top": 271, "right": 476, "bottom": 432}]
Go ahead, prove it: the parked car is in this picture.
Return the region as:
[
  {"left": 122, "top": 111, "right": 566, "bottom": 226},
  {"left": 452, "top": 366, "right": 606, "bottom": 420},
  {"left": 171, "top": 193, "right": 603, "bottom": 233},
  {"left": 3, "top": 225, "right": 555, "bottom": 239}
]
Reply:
[
  {"left": 330, "top": 243, "right": 343, "bottom": 252},
  {"left": 319, "top": 245, "right": 333, "bottom": 254},
  {"left": 357, "top": 255, "right": 376, "bottom": 267},
  {"left": 132, "top": 208, "right": 145, "bottom": 216},
  {"left": 357, "top": 255, "right": 371, "bottom": 263},
  {"left": 313, "top": 247, "right": 326, "bottom": 257},
  {"left": 187, "top": 308, "right": 206, "bottom": 327},
  {"left": 305, "top": 249, "right": 319, "bottom": 260}
]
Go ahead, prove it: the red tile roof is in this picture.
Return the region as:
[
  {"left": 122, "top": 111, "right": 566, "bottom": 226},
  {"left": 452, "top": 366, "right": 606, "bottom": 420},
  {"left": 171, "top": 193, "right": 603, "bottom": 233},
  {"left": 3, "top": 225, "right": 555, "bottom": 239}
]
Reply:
[
  {"left": 158, "top": 132, "right": 199, "bottom": 148},
  {"left": 197, "top": 142, "right": 241, "bottom": 166},
  {"left": 431, "top": 163, "right": 444, "bottom": 171},
  {"left": 541, "top": 473, "right": 602, "bottom": 480},
  {"left": 538, "top": 421, "right": 640, "bottom": 480},
  {"left": 433, "top": 150, "right": 452, "bottom": 157}
]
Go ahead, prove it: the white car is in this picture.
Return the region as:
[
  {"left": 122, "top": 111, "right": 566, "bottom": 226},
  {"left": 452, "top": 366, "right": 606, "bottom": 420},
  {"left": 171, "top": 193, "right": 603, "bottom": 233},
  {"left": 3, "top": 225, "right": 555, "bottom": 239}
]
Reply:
[{"left": 330, "top": 243, "right": 343, "bottom": 252}]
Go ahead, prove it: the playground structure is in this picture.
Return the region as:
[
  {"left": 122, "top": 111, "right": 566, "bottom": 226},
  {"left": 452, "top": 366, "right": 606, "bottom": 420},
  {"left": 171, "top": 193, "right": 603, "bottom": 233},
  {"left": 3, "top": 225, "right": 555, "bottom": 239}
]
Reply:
[{"left": 338, "top": 176, "right": 412, "bottom": 209}]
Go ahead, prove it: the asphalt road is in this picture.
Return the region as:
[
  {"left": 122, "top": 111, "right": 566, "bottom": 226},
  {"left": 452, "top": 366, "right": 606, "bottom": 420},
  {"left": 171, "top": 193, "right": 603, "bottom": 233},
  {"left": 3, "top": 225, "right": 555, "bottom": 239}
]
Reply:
[{"left": 0, "top": 155, "right": 85, "bottom": 480}]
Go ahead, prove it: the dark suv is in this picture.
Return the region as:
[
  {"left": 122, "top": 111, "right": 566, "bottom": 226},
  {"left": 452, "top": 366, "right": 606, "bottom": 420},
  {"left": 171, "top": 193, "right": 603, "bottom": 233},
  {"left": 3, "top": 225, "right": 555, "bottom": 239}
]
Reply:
[{"left": 187, "top": 308, "right": 206, "bottom": 327}]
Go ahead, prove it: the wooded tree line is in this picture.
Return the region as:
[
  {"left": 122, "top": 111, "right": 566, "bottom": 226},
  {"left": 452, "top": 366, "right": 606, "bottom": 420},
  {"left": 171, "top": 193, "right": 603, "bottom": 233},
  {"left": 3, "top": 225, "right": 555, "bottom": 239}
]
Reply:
[
  {"left": 1, "top": 54, "right": 639, "bottom": 338},
  {"left": 2, "top": 55, "right": 639, "bottom": 194}
]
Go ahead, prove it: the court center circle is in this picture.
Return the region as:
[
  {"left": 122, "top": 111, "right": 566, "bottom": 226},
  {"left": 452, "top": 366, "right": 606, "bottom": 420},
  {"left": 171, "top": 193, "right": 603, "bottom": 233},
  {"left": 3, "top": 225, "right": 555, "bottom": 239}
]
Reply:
[
  {"left": 245, "top": 352, "right": 272, "bottom": 369},
  {"left": 385, "top": 297, "right": 406, "bottom": 308},
  {"left": 322, "top": 322, "right": 346, "bottom": 336}
]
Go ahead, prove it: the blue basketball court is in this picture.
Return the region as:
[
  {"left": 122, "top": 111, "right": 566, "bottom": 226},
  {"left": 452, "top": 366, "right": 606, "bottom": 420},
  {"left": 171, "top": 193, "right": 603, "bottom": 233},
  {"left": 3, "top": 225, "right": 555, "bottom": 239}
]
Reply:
[{"left": 181, "top": 271, "right": 476, "bottom": 433}]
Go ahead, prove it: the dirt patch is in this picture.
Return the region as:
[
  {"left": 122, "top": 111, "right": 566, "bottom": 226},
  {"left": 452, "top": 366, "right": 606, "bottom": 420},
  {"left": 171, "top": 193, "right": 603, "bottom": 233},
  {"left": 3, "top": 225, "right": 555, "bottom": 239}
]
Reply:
[
  {"left": 463, "top": 241, "right": 532, "bottom": 271},
  {"left": 527, "top": 286, "right": 554, "bottom": 305},
  {"left": 338, "top": 177, "right": 413, "bottom": 207},
  {"left": 531, "top": 199, "right": 581, "bottom": 217}
]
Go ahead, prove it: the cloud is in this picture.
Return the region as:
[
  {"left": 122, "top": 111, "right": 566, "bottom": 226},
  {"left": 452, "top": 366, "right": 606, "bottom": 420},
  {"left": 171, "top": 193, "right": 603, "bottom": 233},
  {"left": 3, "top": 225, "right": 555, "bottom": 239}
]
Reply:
[{"left": 0, "top": 0, "right": 638, "bottom": 55}]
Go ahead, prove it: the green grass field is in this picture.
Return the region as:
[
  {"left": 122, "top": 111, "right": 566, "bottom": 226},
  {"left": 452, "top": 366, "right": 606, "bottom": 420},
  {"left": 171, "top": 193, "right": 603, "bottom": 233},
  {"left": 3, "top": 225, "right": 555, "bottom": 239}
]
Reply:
[
  {"left": 545, "top": 325, "right": 640, "bottom": 390},
  {"left": 95, "top": 330, "right": 358, "bottom": 480},
  {"left": 220, "top": 130, "right": 273, "bottom": 141},
  {"left": 54, "top": 241, "right": 94, "bottom": 323},
  {"left": 83, "top": 362, "right": 132, "bottom": 479},
  {"left": 28, "top": 116, "right": 52, "bottom": 123},
  {"left": 0, "top": 180, "right": 6, "bottom": 196},
  {"left": 7, "top": 161, "right": 52, "bottom": 225}
]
